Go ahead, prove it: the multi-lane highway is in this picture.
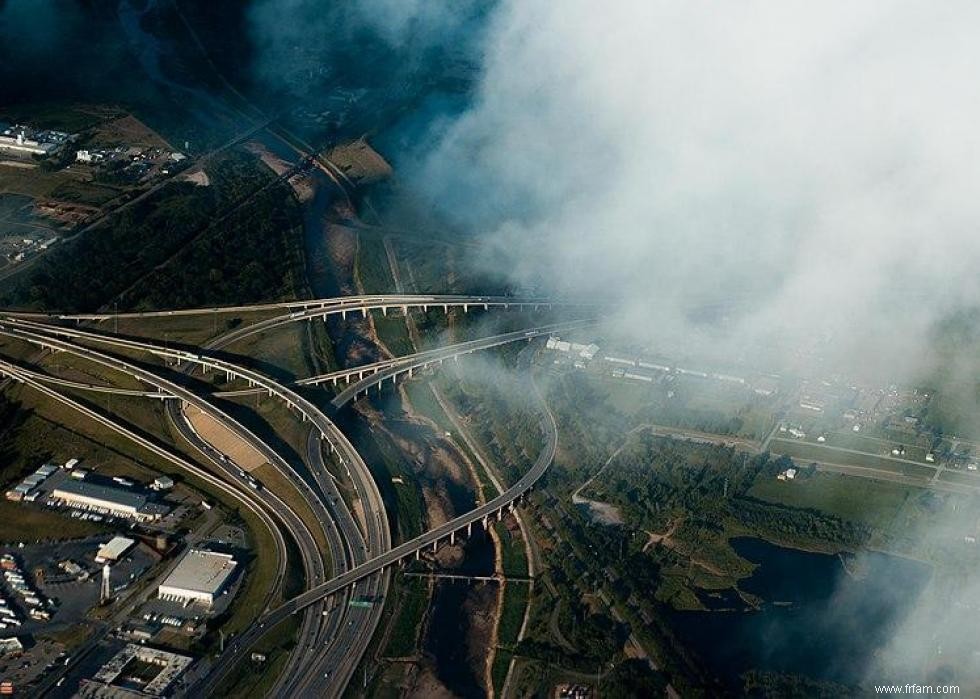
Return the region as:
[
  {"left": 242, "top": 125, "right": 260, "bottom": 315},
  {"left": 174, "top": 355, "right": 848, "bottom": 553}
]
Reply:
[{"left": 0, "top": 295, "right": 579, "bottom": 695}]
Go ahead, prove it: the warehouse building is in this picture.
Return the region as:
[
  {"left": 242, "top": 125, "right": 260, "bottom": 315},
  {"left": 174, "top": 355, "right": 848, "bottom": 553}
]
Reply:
[
  {"left": 51, "top": 479, "right": 169, "bottom": 522},
  {"left": 95, "top": 537, "right": 136, "bottom": 564},
  {"left": 157, "top": 550, "right": 238, "bottom": 607}
]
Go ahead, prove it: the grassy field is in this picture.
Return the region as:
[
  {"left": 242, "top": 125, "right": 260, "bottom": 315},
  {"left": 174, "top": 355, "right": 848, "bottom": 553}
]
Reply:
[
  {"left": 372, "top": 314, "right": 414, "bottom": 356},
  {"left": 383, "top": 575, "right": 429, "bottom": 657},
  {"left": 497, "top": 581, "right": 529, "bottom": 647},
  {"left": 354, "top": 234, "right": 396, "bottom": 294},
  {"left": 770, "top": 438, "right": 937, "bottom": 479},
  {"left": 0, "top": 499, "right": 109, "bottom": 543},
  {"left": 495, "top": 521, "right": 529, "bottom": 579},
  {"left": 214, "top": 614, "right": 298, "bottom": 698},
  {"left": 221, "top": 321, "right": 314, "bottom": 382},
  {"left": 748, "top": 470, "right": 914, "bottom": 529}
]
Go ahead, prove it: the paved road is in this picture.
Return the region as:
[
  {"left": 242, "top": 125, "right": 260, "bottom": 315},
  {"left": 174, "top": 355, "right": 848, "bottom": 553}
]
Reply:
[
  {"left": 0, "top": 316, "right": 391, "bottom": 695},
  {"left": 8, "top": 294, "right": 576, "bottom": 321},
  {"left": 0, "top": 310, "right": 570, "bottom": 693},
  {"left": 0, "top": 326, "right": 338, "bottom": 692}
]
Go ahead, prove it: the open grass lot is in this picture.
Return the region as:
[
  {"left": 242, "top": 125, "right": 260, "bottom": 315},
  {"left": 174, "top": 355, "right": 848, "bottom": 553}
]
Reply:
[
  {"left": 220, "top": 320, "right": 314, "bottom": 382},
  {"left": 0, "top": 165, "right": 92, "bottom": 201},
  {"left": 354, "top": 234, "right": 397, "bottom": 294},
  {"left": 748, "top": 470, "right": 914, "bottom": 529},
  {"left": 36, "top": 350, "right": 147, "bottom": 392},
  {"left": 372, "top": 313, "right": 414, "bottom": 356},
  {"left": 769, "top": 438, "right": 937, "bottom": 480},
  {"left": 0, "top": 386, "right": 176, "bottom": 483},
  {"left": 495, "top": 520, "right": 529, "bottom": 579},
  {"left": 402, "top": 380, "right": 454, "bottom": 435},
  {"left": 0, "top": 103, "right": 113, "bottom": 133},
  {"left": 0, "top": 499, "right": 109, "bottom": 543},
  {"left": 383, "top": 574, "right": 429, "bottom": 657},
  {"left": 813, "top": 429, "right": 932, "bottom": 462},
  {"left": 214, "top": 615, "right": 297, "bottom": 698}
]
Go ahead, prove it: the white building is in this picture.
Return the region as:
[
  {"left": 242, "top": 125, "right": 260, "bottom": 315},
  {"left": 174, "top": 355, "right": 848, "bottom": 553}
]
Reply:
[
  {"left": 0, "top": 125, "right": 74, "bottom": 156},
  {"left": 95, "top": 536, "right": 135, "bottom": 564},
  {"left": 158, "top": 550, "right": 237, "bottom": 607},
  {"left": 152, "top": 475, "right": 174, "bottom": 491}
]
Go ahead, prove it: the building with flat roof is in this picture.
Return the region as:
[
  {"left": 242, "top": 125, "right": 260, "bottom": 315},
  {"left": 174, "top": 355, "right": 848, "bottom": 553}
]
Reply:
[
  {"left": 157, "top": 550, "right": 237, "bottom": 607},
  {"left": 51, "top": 479, "right": 169, "bottom": 521},
  {"left": 95, "top": 537, "right": 136, "bottom": 564},
  {"left": 0, "top": 125, "right": 75, "bottom": 156},
  {"left": 80, "top": 644, "right": 192, "bottom": 697}
]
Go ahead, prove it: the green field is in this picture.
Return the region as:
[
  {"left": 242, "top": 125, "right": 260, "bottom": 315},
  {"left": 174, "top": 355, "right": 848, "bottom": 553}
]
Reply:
[
  {"left": 0, "top": 499, "right": 109, "bottom": 543},
  {"left": 748, "top": 470, "right": 914, "bottom": 529},
  {"left": 770, "top": 439, "right": 937, "bottom": 479},
  {"left": 383, "top": 575, "right": 429, "bottom": 657}
]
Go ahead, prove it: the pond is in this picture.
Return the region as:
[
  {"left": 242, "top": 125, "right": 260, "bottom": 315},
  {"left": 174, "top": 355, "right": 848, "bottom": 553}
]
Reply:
[{"left": 671, "top": 537, "right": 932, "bottom": 689}]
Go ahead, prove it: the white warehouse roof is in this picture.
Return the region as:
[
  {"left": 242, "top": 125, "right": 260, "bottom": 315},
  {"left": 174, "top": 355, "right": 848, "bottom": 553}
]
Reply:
[
  {"left": 158, "top": 550, "right": 237, "bottom": 604},
  {"left": 95, "top": 536, "right": 135, "bottom": 563}
]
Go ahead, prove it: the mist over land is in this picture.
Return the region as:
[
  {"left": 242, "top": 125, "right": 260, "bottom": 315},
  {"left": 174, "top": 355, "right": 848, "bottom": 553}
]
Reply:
[
  {"left": 245, "top": 2, "right": 980, "bottom": 399},
  {"left": 244, "top": 1, "right": 980, "bottom": 686},
  {"left": 1, "top": 1, "right": 979, "bottom": 690}
]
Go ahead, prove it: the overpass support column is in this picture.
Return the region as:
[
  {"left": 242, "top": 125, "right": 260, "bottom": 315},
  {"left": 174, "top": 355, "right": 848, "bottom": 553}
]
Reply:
[
  {"left": 432, "top": 540, "right": 438, "bottom": 553},
  {"left": 482, "top": 515, "right": 488, "bottom": 529},
  {"left": 463, "top": 304, "right": 468, "bottom": 313},
  {"left": 403, "top": 305, "right": 409, "bottom": 315},
  {"left": 450, "top": 531, "right": 455, "bottom": 545},
  {"left": 408, "top": 367, "right": 414, "bottom": 378},
  {"left": 381, "top": 306, "right": 387, "bottom": 316},
  {"left": 467, "top": 521, "right": 472, "bottom": 537},
  {"left": 416, "top": 549, "right": 420, "bottom": 561}
]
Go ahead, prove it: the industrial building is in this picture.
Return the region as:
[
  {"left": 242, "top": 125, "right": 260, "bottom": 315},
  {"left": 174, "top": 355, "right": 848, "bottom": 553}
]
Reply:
[
  {"left": 0, "top": 124, "right": 75, "bottom": 156},
  {"left": 51, "top": 479, "right": 169, "bottom": 522},
  {"left": 81, "top": 644, "right": 192, "bottom": 697},
  {"left": 95, "top": 537, "right": 136, "bottom": 564},
  {"left": 157, "top": 550, "right": 238, "bottom": 607}
]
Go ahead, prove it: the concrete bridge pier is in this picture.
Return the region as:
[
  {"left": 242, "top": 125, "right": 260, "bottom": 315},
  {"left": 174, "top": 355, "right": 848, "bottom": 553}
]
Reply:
[
  {"left": 341, "top": 310, "right": 347, "bottom": 320},
  {"left": 450, "top": 531, "right": 455, "bottom": 545},
  {"left": 416, "top": 549, "right": 420, "bottom": 561},
  {"left": 431, "top": 540, "right": 438, "bottom": 553},
  {"left": 482, "top": 515, "right": 488, "bottom": 529},
  {"left": 403, "top": 305, "right": 409, "bottom": 315},
  {"left": 467, "top": 521, "right": 472, "bottom": 537}
]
